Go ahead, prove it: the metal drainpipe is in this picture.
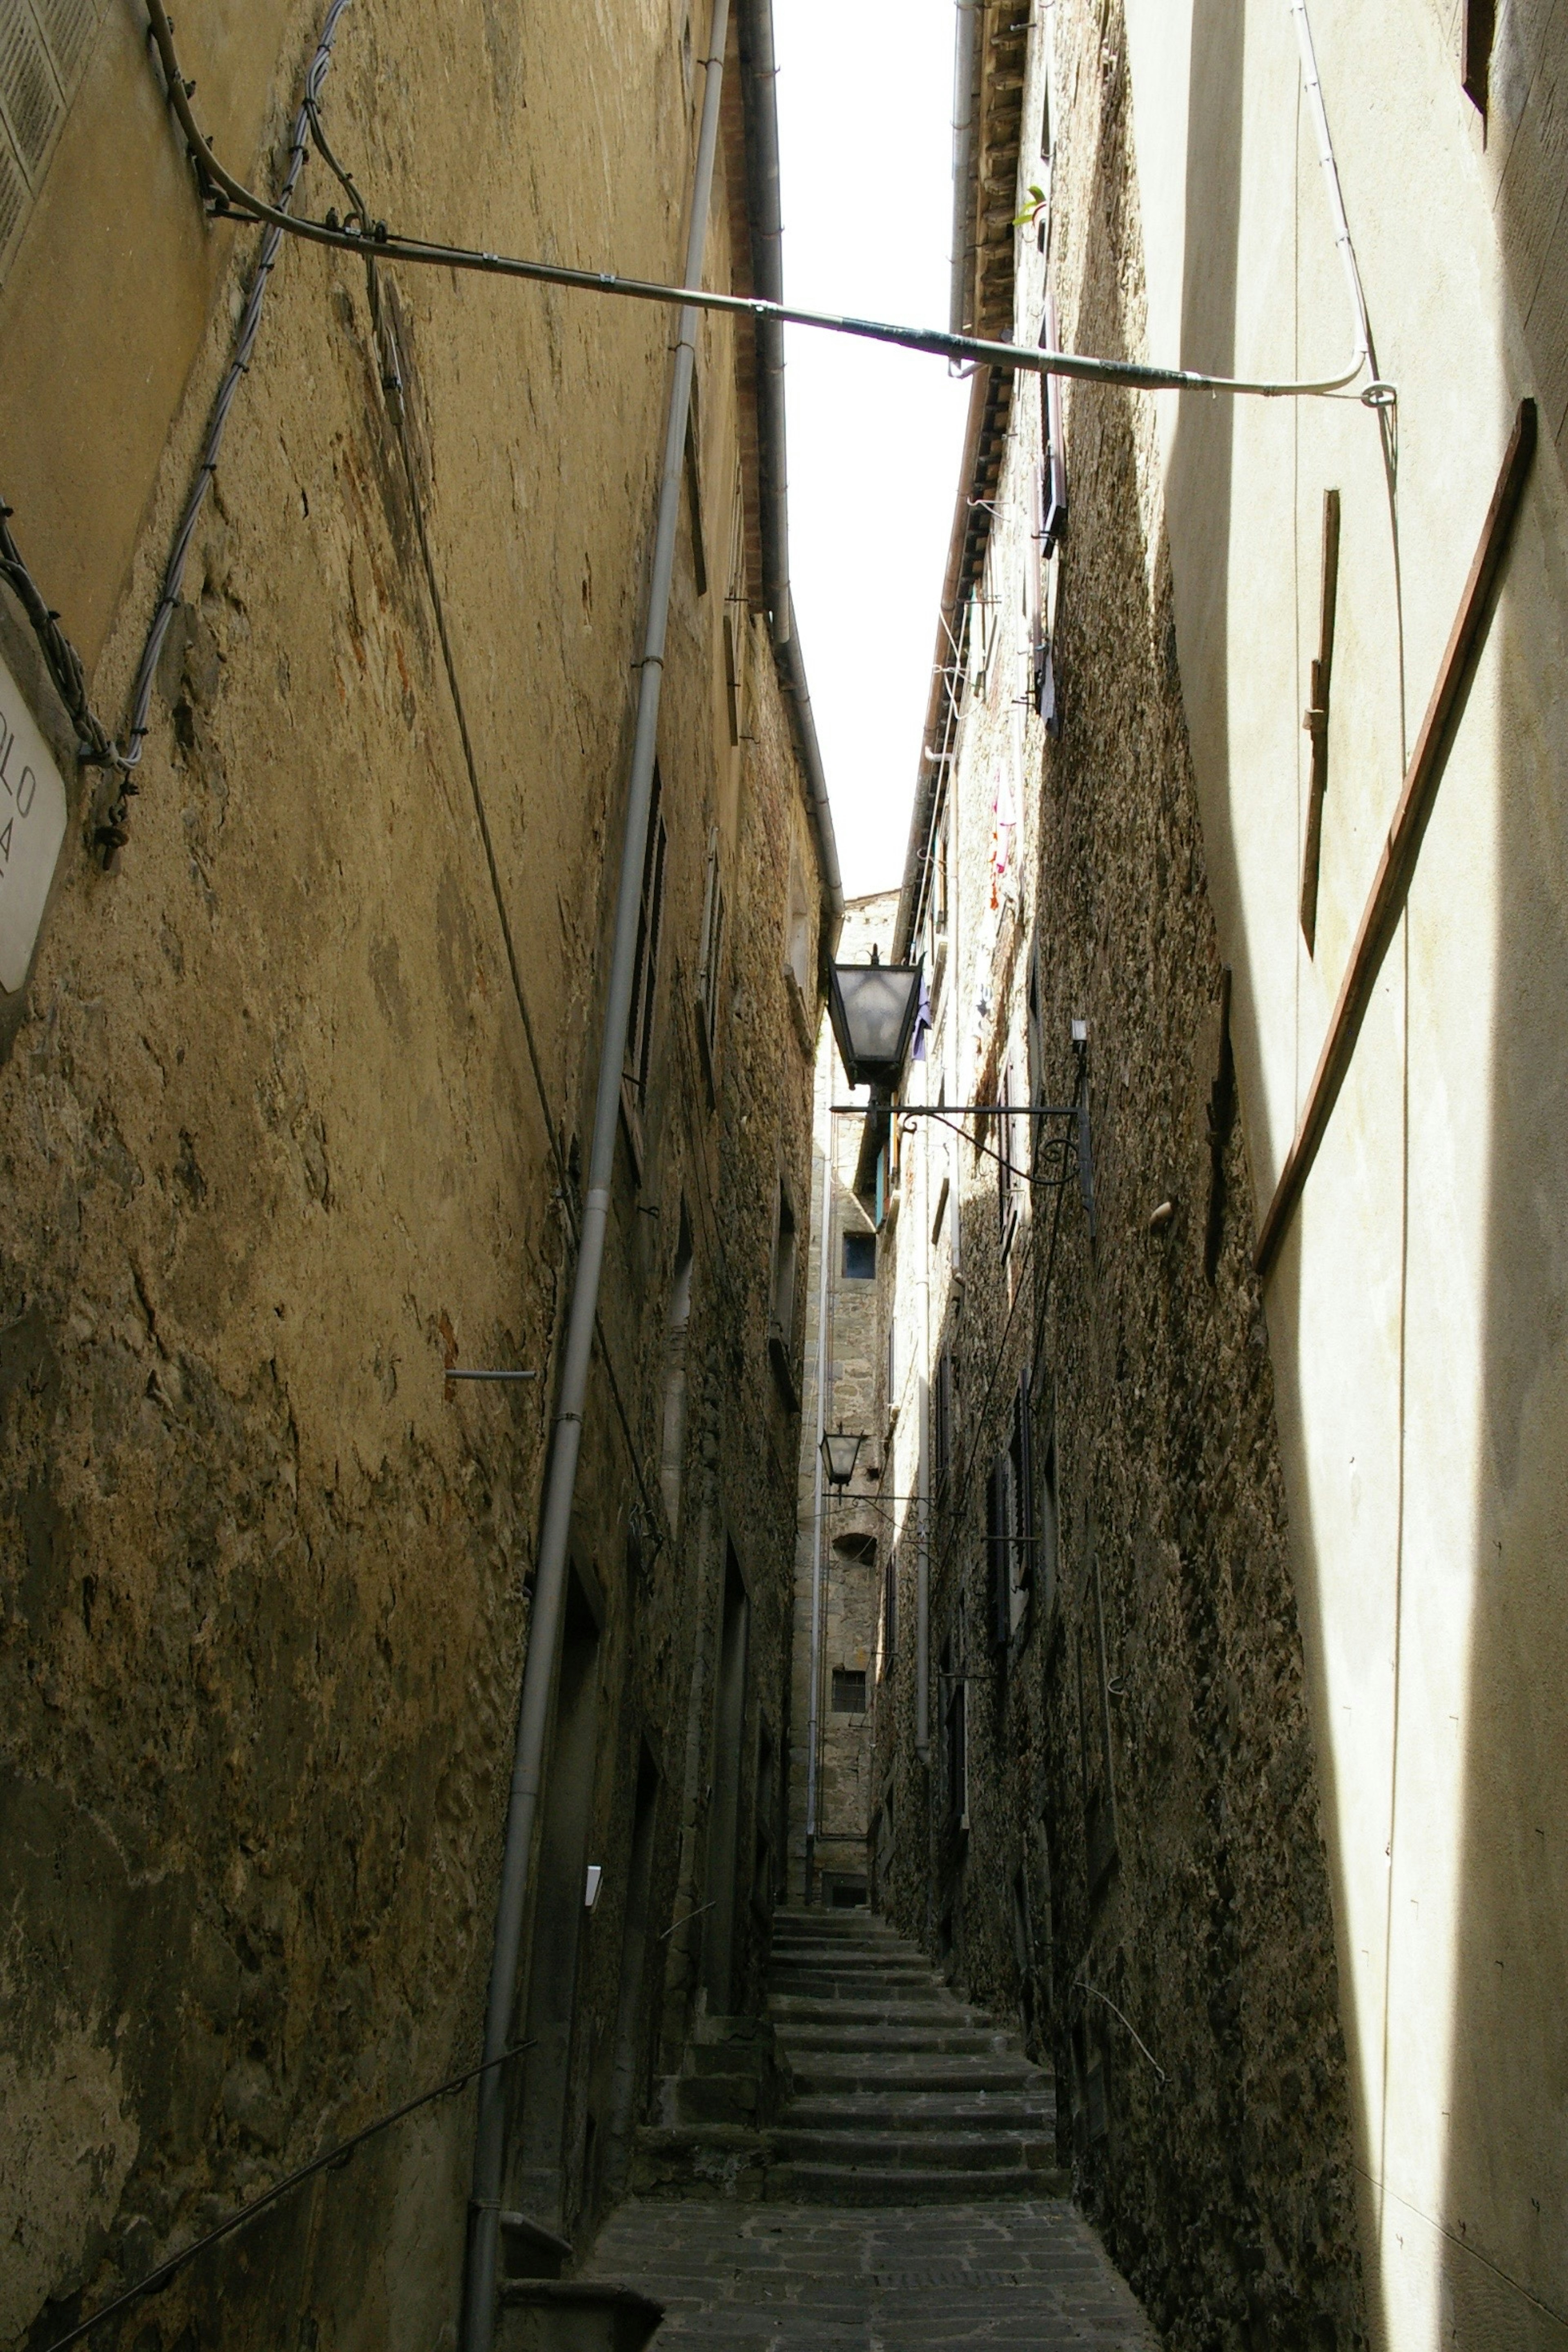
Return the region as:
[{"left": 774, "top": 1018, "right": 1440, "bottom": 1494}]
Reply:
[
  {"left": 460, "top": 7, "right": 730, "bottom": 2343},
  {"left": 948, "top": 0, "right": 978, "bottom": 335},
  {"left": 803, "top": 1038, "right": 835, "bottom": 1900}
]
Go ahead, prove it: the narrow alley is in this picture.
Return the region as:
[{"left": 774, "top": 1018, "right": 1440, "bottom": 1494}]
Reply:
[
  {"left": 2, "top": 0, "right": 1565, "bottom": 2349},
  {"left": 583, "top": 1908, "right": 1156, "bottom": 2348}
]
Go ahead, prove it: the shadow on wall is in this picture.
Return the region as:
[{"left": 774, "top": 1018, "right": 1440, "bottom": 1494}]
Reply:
[
  {"left": 1154, "top": 0, "right": 1379, "bottom": 2339},
  {"left": 1445, "top": 14, "right": 1568, "bottom": 2337}
]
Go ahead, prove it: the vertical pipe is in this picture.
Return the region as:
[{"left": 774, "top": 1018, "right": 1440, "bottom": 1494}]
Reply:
[
  {"left": 461, "top": 9, "right": 730, "bottom": 2343},
  {"left": 948, "top": 0, "right": 979, "bottom": 335},
  {"left": 804, "top": 1036, "right": 835, "bottom": 1897}
]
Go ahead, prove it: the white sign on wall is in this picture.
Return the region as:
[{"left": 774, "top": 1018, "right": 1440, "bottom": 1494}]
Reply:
[{"left": 0, "top": 650, "right": 69, "bottom": 994}]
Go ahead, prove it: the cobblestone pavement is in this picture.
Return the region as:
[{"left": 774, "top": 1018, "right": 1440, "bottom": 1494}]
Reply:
[{"left": 584, "top": 2196, "right": 1161, "bottom": 2348}]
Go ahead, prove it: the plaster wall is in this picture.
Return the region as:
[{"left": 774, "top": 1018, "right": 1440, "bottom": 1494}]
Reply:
[{"left": 1116, "top": 1, "right": 1568, "bottom": 2344}]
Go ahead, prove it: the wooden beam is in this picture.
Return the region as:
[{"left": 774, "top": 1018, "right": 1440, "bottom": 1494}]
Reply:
[{"left": 1254, "top": 398, "right": 1537, "bottom": 1282}]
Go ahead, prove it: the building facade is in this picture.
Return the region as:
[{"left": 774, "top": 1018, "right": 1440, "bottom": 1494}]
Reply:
[
  {"left": 786, "top": 888, "right": 896, "bottom": 1909},
  {"left": 864, "top": 2, "right": 1568, "bottom": 2350},
  {"left": 0, "top": 4, "right": 836, "bottom": 2347}
]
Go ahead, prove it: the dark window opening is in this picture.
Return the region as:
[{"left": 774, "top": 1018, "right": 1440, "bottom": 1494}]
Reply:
[
  {"left": 945, "top": 1665, "right": 967, "bottom": 1826},
  {"left": 697, "top": 826, "right": 726, "bottom": 1076},
  {"left": 933, "top": 1349, "right": 953, "bottom": 1498},
  {"left": 771, "top": 1181, "right": 797, "bottom": 1345},
  {"left": 1462, "top": 0, "right": 1494, "bottom": 112},
  {"left": 842, "top": 1229, "right": 876, "bottom": 1280},
  {"left": 624, "top": 765, "right": 668, "bottom": 1113},
  {"left": 831, "top": 1668, "right": 867, "bottom": 1714}
]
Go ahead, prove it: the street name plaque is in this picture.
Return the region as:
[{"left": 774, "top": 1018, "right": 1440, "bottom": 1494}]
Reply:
[{"left": 0, "top": 651, "right": 69, "bottom": 993}]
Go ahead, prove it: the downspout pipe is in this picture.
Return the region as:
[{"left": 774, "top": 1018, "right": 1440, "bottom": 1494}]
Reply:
[
  {"left": 736, "top": 0, "right": 844, "bottom": 959},
  {"left": 804, "top": 1048, "right": 835, "bottom": 1897},
  {"left": 460, "top": 8, "right": 731, "bottom": 2344},
  {"left": 948, "top": 0, "right": 978, "bottom": 335}
]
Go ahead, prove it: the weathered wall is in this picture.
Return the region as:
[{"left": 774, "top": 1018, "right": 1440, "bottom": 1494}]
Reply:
[
  {"left": 871, "top": 0, "right": 1366, "bottom": 2344},
  {"left": 0, "top": 1, "right": 823, "bottom": 2343},
  {"left": 1117, "top": 0, "right": 1568, "bottom": 2342}
]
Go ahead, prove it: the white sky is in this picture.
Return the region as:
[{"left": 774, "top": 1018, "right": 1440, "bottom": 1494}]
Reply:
[{"left": 773, "top": 1, "right": 968, "bottom": 904}]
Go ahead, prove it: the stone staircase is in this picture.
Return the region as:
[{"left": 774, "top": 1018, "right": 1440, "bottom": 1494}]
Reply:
[
  {"left": 631, "top": 1906, "right": 1066, "bottom": 2202},
  {"left": 767, "top": 1906, "right": 1066, "bottom": 2202}
]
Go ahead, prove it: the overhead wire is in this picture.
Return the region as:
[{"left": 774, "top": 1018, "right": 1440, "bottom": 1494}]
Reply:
[
  {"left": 94, "top": 0, "right": 362, "bottom": 860},
  {"left": 144, "top": 0, "right": 1378, "bottom": 407}
]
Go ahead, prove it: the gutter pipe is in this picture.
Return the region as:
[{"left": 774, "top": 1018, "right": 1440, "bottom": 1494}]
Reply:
[
  {"left": 948, "top": 0, "right": 978, "bottom": 334},
  {"left": 459, "top": 8, "right": 731, "bottom": 2344},
  {"left": 735, "top": 0, "right": 844, "bottom": 958}
]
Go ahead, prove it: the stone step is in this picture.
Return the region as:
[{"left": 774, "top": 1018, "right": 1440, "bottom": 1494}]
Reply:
[
  {"left": 784, "top": 2090, "right": 1054, "bottom": 2129},
  {"left": 773, "top": 2125, "right": 1058, "bottom": 2169},
  {"left": 768, "top": 1956, "right": 940, "bottom": 1984},
  {"left": 784, "top": 2053, "right": 1041, "bottom": 2096},
  {"left": 773, "top": 2020, "right": 1018, "bottom": 2056},
  {"left": 769, "top": 1993, "right": 973, "bottom": 2027},
  {"left": 771, "top": 1919, "right": 907, "bottom": 1938},
  {"left": 763, "top": 2160, "right": 1070, "bottom": 2204},
  {"left": 495, "top": 2280, "right": 663, "bottom": 2351}
]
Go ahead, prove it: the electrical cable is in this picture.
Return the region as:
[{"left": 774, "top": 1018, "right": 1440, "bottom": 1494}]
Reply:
[
  {"left": 96, "top": 0, "right": 359, "bottom": 862},
  {"left": 143, "top": 0, "right": 1377, "bottom": 408},
  {"left": 358, "top": 160, "right": 672, "bottom": 1564},
  {"left": 0, "top": 503, "right": 116, "bottom": 764}
]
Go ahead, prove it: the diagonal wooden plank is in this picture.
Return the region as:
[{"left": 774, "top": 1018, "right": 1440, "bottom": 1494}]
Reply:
[{"left": 1254, "top": 399, "right": 1537, "bottom": 1281}]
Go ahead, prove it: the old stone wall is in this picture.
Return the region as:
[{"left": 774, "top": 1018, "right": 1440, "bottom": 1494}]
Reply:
[
  {"left": 869, "top": 2, "right": 1365, "bottom": 2346},
  {"left": 0, "top": 3, "right": 824, "bottom": 2345}
]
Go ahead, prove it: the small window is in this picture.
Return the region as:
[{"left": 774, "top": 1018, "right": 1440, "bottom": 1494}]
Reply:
[
  {"left": 933, "top": 1349, "right": 953, "bottom": 1498},
  {"left": 624, "top": 766, "right": 668, "bottom": 1109},
  {"left": 998, "top": 1060, "right": 1021, "bottom": 1248},
  {"left": 770, "top": 1179, "right": 797, "bottom": 1347},
  {"left": 945, "top": 1665, "right": 967, "bottom": 1826},
  {"left": 881, "top": 1548, "right": 898, "bottom": 1666},
  {"left": 697, "top": 826, "right": 726, "bottom": 1073},
  {"left": 784, "top": 838, "right": 813, "bottom": 998},
  {"left": 831, "top": 1668, "right": 867, "bottom": 1714},
  {"left": 684, "top": 374, "right": 707, "bottom": 594},
  {"left": 1461, "top": 0, "right": 1493, "bottom": 111},
  {"left": 990, "top": 1366, "right": 1036, "bottom": 1650},
  {"left": 842, "top": 1230, "right": 876, "bottom": 1281}
]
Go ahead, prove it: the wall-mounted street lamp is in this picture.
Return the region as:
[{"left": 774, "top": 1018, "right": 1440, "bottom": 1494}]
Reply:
[
  {"left": 820, "top": 1425, "right": 866, "bottom": 1490},
  {"left": 827, "top": 948, "right": 923, "bottom": 1091}
]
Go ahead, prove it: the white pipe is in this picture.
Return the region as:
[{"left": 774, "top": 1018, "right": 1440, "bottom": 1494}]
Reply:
[
  {"left": 804, "top": 1037, "right": 836, "bottom": 1885},
  {"left": 461, "top": 8, "right": 731, "bottom": 2343},
  {"left": 1286, "top": 0, "right": 1376, "bottom": 379},
  {"left": 949, "top": 0, "right": 979, "bottom": 334}
]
